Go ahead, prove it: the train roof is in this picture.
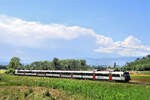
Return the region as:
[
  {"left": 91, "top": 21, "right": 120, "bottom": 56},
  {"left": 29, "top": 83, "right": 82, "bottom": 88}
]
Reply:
[{"left": 16, "top": 70, "right": 125, "bottom": 74}]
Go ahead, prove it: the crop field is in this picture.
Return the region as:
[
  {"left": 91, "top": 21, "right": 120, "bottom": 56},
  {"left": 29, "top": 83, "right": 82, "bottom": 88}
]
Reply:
[
  {"left": 130, "top": 71, "right": 150, "bottom": 83},
  {"left": 0, "top": 73, "right": 150, "bottom": 100},
  {"left": 0, "top": 86, "right": 79, "bottom": 100}
]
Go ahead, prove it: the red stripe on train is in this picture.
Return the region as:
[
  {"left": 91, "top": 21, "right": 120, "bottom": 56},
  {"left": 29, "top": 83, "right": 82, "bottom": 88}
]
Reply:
[
  {"left": 93, "top": 73, "right": 95, "bottom": 80},
  {"left": 109, "top": 75, "right": 112, "bottom": 80}
]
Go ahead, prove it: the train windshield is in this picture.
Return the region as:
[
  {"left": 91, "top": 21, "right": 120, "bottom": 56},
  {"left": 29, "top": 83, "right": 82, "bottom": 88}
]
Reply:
[
  {"left": 124, "top": 72, "right": 131, "bottom": 80},
  {"left": 124, "top": 72, "right": 130, "bottom": 76}
]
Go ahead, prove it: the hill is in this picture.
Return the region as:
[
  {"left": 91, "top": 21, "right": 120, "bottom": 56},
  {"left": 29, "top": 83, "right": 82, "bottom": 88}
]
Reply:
[{"left": 123, "top": 56, "right": 150, "bottom": 71}]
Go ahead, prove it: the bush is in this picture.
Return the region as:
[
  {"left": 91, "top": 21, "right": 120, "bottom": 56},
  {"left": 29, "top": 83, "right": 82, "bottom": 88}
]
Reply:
[
  {"left": 5, "top": 68, "right": 15, "bottom": 75},
  {"left": 45, "top": 90, "right": 51, "bottom": 97},
  {"left": 43, "top": 90, "right": 55, "bottom": 99}
]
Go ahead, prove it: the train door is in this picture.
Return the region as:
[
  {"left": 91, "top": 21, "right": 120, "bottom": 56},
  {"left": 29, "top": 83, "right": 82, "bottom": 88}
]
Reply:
[
  {"left": 93, "top": 72, "right": 95, "bottom": 80},
  {"left": 109, "top": 73, "right": 112, "bottom": 81}
]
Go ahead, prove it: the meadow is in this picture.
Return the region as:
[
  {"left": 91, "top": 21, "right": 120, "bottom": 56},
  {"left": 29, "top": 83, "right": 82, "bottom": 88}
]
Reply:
[{"left": 0, "top": 72, "right": 150, "bottom": 100}]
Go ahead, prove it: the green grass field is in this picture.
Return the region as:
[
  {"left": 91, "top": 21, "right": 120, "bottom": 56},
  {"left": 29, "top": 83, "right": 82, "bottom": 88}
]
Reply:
[
  {"left": 0, "top": 73, "right": 150, "bottom": 100},
  {"left": 140, "top": 71, "right": 150, "bottom": 75},
  {"left": 131, "top": 75, "right": 150, "bottom": 78}
]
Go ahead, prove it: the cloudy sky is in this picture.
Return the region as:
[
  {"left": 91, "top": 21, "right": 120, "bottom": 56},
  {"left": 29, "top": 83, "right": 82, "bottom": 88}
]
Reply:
[{"left": 0, "top": 0, "right": 149, "bottom": 64}]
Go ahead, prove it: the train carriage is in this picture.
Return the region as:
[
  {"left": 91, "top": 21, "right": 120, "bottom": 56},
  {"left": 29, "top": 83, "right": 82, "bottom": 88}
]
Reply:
[{"left": 15, "top": 70, "right": 131, "bottom": 82}]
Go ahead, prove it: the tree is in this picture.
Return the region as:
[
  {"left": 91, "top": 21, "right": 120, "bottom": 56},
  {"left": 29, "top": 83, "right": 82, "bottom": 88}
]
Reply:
[
  {"left": 136, "top": 58, "right": 140, "bottom": 61},
  {"left": 80, "top": 60, "right": 86, "bottom": 66},
  {"left": 8, "top": 57, "right": 22, "bottom": 69},
  {"left": 30, "top": 61, "right": 43, "bottom": 70},
  {"left": 53, "top": 57, "right": 60, "bottom": 70},
  {"left": 42, "top": 61, "right": 51, "bottom": 70},
  {"left": 24, "top": 65, "right": 31, "bottom": 70}
]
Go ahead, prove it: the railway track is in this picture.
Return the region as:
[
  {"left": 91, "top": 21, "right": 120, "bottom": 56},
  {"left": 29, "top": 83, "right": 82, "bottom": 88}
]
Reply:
[
  {"left": 101, "top": 80, "right": 150, "bottom": 85},
  {"left": 114, "top": 81, "right": 150, "bottom": 85},
  {"left": 127, "top": 82, "right": 150, "bottom": 85},
  {"left": 91, "top": 79, "right": 150, "bottom": 85}
]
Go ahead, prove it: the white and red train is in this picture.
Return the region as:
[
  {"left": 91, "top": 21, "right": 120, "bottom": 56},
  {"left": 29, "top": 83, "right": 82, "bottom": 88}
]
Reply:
[{"left": 15, "top": 70, "right": 131, "bottom": 82}]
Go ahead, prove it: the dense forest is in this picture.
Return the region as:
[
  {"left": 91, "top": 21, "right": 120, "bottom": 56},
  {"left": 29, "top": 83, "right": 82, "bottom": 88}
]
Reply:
[{"left": 122, "top": 55, "right": 150, "bottom": 71}]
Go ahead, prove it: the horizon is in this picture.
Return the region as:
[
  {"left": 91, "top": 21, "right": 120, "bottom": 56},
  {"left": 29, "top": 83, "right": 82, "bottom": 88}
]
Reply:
[{"left": 0, "top": 56, "right": 137, "bottom": 66}]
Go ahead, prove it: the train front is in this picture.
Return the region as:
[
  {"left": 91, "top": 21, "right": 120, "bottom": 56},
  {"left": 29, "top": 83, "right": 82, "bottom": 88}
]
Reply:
[{"left": 124, "top": 72, "right": 131, "bottom": 82}]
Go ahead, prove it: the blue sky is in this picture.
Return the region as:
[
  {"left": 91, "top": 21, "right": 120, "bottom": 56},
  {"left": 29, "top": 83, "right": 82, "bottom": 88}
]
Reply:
[{"left": 0, "top": 0, "right": 149, "bottom": 64}]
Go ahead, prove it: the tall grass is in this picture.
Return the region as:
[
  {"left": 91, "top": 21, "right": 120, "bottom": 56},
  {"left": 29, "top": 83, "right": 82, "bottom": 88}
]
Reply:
[{"left": 0, "top": 74, "right": 150, "bottom": 100}]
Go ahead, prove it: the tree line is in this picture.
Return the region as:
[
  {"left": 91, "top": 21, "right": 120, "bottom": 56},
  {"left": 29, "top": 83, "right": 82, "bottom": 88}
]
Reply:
[
  {"left": 3, "top": 55, "right": 150, "bottom": 71},
  {"left": 0, "top": 57, "right": 109, "bottom": 72},
  {"left": 5, "top": 57, "right": 93, "bottom": 70}
]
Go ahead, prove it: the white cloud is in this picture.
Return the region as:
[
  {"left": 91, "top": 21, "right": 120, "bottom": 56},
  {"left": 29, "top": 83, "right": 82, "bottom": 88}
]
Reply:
[
  {"left": 0, "top": 15, "right": 93, "bottom": 47},
  {"left": 0, "top": 15, "right": 150, "bottom": 57},
  {"left": 95, "top": 36, "right": 150, "bottom": 56}
]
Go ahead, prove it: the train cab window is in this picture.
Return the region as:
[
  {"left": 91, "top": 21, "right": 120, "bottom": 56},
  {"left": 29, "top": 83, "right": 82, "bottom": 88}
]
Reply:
[{"left": 124, "top": 72, "right": 130, "bottom": 77}]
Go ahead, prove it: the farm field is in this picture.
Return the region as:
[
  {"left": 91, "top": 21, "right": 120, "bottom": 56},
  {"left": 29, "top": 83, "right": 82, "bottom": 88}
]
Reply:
[
  {"left": 0, "top": 73, "right": 150, "bottom": 100},
  {"left": 130, "top": 71, "right": 150, "bottom": 83},
  {"left": 0, "top": 86, "right": 84, "bottom": 100}
]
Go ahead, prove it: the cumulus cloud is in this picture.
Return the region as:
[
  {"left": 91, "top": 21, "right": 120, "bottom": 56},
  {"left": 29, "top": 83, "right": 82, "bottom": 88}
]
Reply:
[
  {"left": 95, "top": 36, "right": 150, "bottom": 56},
  {"left": 0, "top": 15, "right": 150, "bottom": 56},
  {"left": 0, "top": 15, "right": 94, "bottom": 47}
]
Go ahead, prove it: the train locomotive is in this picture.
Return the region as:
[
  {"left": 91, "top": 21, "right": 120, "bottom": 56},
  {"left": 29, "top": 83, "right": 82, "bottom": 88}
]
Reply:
[{"left": 15, "top": 70, "right": 131, "bottom": 82}]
